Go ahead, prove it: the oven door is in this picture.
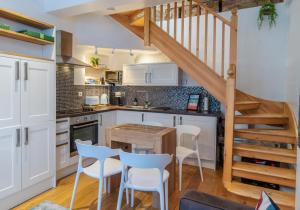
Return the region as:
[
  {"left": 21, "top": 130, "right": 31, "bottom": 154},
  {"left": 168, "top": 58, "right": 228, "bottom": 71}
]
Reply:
[{"left": 70, "top": 120, "right": 98, "bottom": 156}]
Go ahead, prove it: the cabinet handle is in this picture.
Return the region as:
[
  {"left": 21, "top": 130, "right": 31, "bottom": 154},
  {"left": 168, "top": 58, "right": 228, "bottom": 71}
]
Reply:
[
  {"left": 149, "top": 72, "right": 152, "bottom": 83},
  {"left": 15, "top": 61, "right": 20, "bottom": 81},
  {"left": 173, "top": 116, "right": 176, "bottom": 127},
  {"left": 16, "top": 128, "right": 21, "bottom": 147},
  {"left": 145, "top": 73, "right": 147, "bottom": 83},
  {"left": 25, "top": 127, "right": 29, "bottom": 145},
  {"left": 142, "top": 113, "right": 144, "bottom": 122},
  {"left": 100, "top": 115, "right": 103, "bottom": 126},
  {"left": 56, "top": 131, "right": 68, "bottom": 136},
  {"left": 180, "top": 116, "right": 183, "bottom": 125},
  {"left": 24, "top": 62, "right": 28, "bottom": 81}
]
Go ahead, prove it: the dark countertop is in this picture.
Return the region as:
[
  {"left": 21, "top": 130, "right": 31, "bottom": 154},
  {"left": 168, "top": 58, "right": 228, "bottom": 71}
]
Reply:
[{"left": 56, "top": 105, "right": 221, "bottom": 119}]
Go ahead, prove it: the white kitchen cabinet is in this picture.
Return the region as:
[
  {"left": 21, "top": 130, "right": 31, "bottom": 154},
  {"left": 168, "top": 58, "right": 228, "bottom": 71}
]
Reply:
[
  {"left": 177, "top": 115, "right": 217, "bottom": 169},
  {"left": 149, "top": 63, "right": 178, "bottom": 86},
  {"left": 98, "top": 111, "right": 116, "bottom": 146},
  {"left": 144, "top": 112, "right": 175, "bottom": 127},
  {"left": 116, "top": 110, "right": 143, "bottom": 125},
  {"left": 0, "top": 57, "right": 21, "bottom": 128},
  {"left": 0, "top": 126, "right": 21, "bottom": 199},
  {"left": 22, "top": 122, "right": 55, "bottom": 189},
  {"left": 123, "top": 63, "right": 178, "bottom": 86},
  {"left": 123, "top": 64, "right": 149, "bottom": 85},
  {"left": 21, "top": 60, "right": 55, "bottom": 124},
  {"left": 179, "top": 70, "right": 199, "bottom": 86}
]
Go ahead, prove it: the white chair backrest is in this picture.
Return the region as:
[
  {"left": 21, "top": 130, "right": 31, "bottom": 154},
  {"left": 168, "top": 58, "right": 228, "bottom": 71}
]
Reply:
[
  {"left": 176, "top": 125, "right": 201, "bottom": 147},
  {"left": 142, "top": 121, "right": 163, "bottom": 126},
  {"left": 75, "top": 139, "right": 119, "bottom": 162},
  {"left": 119, "top": 150, "right": 172, "bottom": 171}
]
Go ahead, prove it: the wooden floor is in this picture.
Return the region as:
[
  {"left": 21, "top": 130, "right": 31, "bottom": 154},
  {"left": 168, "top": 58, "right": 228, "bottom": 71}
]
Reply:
[{"left": 14, "top": 165, "right": 258, "bottom": 210}]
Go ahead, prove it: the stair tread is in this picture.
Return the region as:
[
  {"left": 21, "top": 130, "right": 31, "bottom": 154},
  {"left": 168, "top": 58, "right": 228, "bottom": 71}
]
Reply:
[
  {"left": 227, "top": 181, "right": 295, "bottom": 208},
  {"left": 235, "top": 129, "right": 295, "bottom": 137},
  {"left": 235, "top": 101, "right": 260, "bottom": 105},
  {"left": 235, "top": 113, "right": 288, "bottom": 118},
  {"left": 234, "top": 143, "right": 297, "bottom": 158},
  {"left": 232, "top": 161, "right": 296, "bottom": 180},
  {"left": 235, "top": 114, "right": 289, "bottom": 125}
]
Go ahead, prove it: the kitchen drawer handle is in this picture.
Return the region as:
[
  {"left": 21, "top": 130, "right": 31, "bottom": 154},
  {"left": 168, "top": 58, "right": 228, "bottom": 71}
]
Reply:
[
  {"left": 180, "top": 116, "right": 183, "bottom": 125},
  {"left": 173, "top": 116, "right": 176, "bottom": 127},
  {"left": 100, "top": 115, "right": 103, "bottom": 126},
  {"left": 73, "top": 122, "right": 98, "bottom": 129},
  {"left": 16, "top": 128, "right": 21, "bottom": 147},
  {"left": 25, "top": 127, "right": 29, "bottom": 145},
  {"left": 56, "top": 142, "right": 68, "bottom": 148},
  {"left": 142, "top": 113, "right": 144, "bottom": 122},
  {"left": 15, "top": 61, "right": 20, "bottom": 81},
  {"left": 24, "top": 62, "right": 28, "bottom": 81},
  {"left": 145, "top": 73, "right": 147, "bottom": 83}
]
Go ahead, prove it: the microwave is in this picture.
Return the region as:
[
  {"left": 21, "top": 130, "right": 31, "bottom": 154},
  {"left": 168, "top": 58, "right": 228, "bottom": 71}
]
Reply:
[{"left": 105, "top": 70, "right": 122, "bottom": 85}]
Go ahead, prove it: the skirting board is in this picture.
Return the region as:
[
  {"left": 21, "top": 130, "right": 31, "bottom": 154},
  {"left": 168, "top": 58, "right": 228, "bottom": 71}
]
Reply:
[{"left": 0, "top": 176, "right": 55, "bottom": 210}]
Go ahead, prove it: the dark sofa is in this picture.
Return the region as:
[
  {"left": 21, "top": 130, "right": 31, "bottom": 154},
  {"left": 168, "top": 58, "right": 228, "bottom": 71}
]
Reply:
[{"left": 179, "top": 191, "right": 255, "bottom": 210}]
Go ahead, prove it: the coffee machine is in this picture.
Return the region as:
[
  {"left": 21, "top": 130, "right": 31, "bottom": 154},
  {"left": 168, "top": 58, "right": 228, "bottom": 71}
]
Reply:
[{"left": 114, "top": 91, "right": 125, "bottom": 106}]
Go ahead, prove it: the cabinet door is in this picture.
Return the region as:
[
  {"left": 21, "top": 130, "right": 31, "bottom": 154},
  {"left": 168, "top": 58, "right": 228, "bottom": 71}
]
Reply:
[
  {"left": 98, "top": 111, "right": 116, "bottom": 146},
  {"left": 116, "top": 111, "right": 142, "bottom": 125},
  {"left": 21, "top": 60, "right": 55, "bottom": 124},
  {"left": 0, "top": 57, "right": 21, "bottom": 128},
  {"left": 0, "top": 126, "right": 21, "bottom": 199},
  {"left": 179, "top": 115, "right": 217, "bottom": 161},
  {"left": 144, "top": 112, "right": 175, "bottom": 127},
  {"left": 149, "top": 63, "right": 178, "bottom": 86},
  {"left": 22, "top": 122, "right": 55, "bottom": 189},
  {"left": 123, "top": 64, "right": 149, "bottom": 85}
]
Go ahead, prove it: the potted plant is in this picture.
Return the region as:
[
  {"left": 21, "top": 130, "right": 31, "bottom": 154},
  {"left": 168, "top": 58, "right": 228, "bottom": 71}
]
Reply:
[
  {"left": 90, "top": 56, "right": 100, "bottom": 68},
  {"left": 258, "top": 0, "right": 278, "bottom": 29}
]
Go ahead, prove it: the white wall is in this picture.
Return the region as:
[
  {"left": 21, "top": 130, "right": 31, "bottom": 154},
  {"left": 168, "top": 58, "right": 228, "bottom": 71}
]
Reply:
[{"left": 233, "top": 4, "right": 289, "bottom": 101}]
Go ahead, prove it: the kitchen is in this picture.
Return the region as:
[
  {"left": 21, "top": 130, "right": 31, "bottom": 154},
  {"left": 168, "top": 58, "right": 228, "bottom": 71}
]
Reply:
[{"left": 55, "top": 30, "right": 221, "bottom": 179}]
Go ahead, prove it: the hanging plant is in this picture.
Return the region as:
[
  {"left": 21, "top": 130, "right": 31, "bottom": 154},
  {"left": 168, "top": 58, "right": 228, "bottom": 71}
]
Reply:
[
  {"left": 258, "top": 1, "right": 278, "bottom": 29},
  {"left": 90, "top": 56, "right": 100, "bottom": 68}
]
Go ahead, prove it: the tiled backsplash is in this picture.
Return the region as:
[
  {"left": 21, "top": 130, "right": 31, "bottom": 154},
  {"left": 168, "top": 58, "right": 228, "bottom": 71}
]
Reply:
[{"left": 57, "top": 67, "right": 220, "bottom": 113}]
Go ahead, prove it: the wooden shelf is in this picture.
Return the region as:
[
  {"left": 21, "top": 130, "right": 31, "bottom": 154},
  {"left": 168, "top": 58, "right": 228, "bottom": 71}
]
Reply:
[
  {"left": 0, "top": 8, "right": 54, "bottom": 29},
  {"left": 0, "top": 28, "right": 54, "bottom": 45}
]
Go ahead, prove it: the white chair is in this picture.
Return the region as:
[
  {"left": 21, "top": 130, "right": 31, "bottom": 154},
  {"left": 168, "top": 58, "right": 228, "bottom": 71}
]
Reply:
[
  {"left": 132, "top": 121, "right": 163, "bottom": 154},
  {"left": 116, "top": 151, "right": 172, "bottom": 210},
  {"left": 176, "top": 125, "right": 203, "bottom": 191},
  {"left": 69, "top": 140, "right": 122, "bottom": 210}
]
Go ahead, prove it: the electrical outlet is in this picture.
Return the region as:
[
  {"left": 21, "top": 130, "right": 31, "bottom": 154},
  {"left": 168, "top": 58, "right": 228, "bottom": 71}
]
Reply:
[{"left": 78, "top": 92, "right": 83, "bottom": 97}]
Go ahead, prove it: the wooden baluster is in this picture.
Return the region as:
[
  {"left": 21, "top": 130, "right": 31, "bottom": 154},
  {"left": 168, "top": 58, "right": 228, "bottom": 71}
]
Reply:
[
  {"left": 144, "top": 7, "right": 151, "bottom": 46},
  {"left": 229, "top": 9, "right": 238, "bottom": 69},
  {"left": 204, "top": 9, "right": 208, "bottom": 64},
  {"left": 213, "top": 16, "right": 217, "bottom": 71},
  {"left": 188, "top": 0, "right": 192, "bottom": 51},
  {"left": 160, "top": 5, "right": 163, "bottom": 28},
  {"left": 167, "top": 3, "right": 170, "bottom": 34},
  {"left": 153, "top": 6, "right": 156, "bottom": 23},
  {"left": 196, "top": 3, "right": 200, "bottom": 57},
  {"left": 181, "top": 1, "right": 185, "bottom": 45},
  {"left": 221, "top": 22, "right": 225, "bottom": 78},
  {"left": 174, "top": 2, "right": 178, "bottom": 40}
]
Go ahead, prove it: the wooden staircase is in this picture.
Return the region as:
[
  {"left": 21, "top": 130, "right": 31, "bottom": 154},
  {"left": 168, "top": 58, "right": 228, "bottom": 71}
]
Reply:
[{"left": 111, "top": 1, "right": 298, "bottom": 209}]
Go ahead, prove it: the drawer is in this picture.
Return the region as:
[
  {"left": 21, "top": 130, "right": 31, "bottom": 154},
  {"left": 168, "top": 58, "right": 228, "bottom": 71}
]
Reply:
[
  {"left": 56, "top": 144, "right": 69, "bottom": 170},
  {"left": 56, "top": 131, "right": 69, "bottom": 145},
  {"left": 56, "top": 118, "right": 69, "bottom": 131}
]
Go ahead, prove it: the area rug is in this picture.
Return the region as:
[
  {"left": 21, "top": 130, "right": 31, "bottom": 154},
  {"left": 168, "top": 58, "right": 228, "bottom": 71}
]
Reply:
[{"left": 30, "top": 201, "right": 67, "bottom": 210}]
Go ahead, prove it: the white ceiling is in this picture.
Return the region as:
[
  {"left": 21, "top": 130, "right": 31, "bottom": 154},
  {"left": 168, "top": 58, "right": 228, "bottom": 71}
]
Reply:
[{"left": 42, "top": 0, "right": 175, "bottom": 17}]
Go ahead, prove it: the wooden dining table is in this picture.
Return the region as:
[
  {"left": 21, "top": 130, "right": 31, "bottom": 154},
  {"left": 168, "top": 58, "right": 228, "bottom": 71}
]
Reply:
[{"left": 105, "top": 123, "right": 177, "bottom": 207}]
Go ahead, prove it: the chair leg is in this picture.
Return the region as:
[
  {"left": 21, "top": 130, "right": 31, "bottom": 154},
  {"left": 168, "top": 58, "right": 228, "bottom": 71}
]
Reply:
[
  {"left": 196, "top": 152, "right": 204, "bottom": 182},
  {"left": 164, "top": 180, "right": 169, "bottom": 210},
  {"left": 103, "top": 177, "right": 107, "bottom": 193},
  {"left": 69, "top": 171, "right": 81, "bottom": 210},
  {"left": 179, "top": 160, "right": 183, "bottom": 191},
  {"left": 117, "top": 174, "right": 125, "bottom": 210},
  {"left": 131, "top": 189, "right": 134, "bottom": 207},
  {"left": 159, "top": 187, "right": 165, "bottom": 210},
  {"left": 97, "top": 177, "right": 104, "bottom": 210},
  {"left": 125, "top": 187, "right": 129, "bottom": 205},
  {"left": 107, "top": 177, "right": 111, "bottom": 193}
]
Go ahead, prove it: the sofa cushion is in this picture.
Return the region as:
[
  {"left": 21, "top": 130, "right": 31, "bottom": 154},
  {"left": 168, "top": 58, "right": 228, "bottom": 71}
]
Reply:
[{"left": 180, "top": 190, "right": 254, "bottom": 210}]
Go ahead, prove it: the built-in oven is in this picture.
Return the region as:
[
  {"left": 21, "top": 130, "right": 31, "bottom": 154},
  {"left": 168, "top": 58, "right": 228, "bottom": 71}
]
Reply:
[{"left": 70, "top": 114, "right": 98, "bottom": 156}]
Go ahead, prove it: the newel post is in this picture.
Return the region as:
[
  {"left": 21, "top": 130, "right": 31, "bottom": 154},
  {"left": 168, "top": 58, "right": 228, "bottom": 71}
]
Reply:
[
  {"left": 223, "top": 8, "right": 238, "bottom": 187},
  {"left": 144, "top": 7, "right": 151, "bottom": 46}
]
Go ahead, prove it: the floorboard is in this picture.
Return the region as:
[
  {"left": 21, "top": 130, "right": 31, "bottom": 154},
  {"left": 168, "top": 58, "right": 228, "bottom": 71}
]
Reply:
[{"left": 13, "top": 165, "right": 258, "bottom": 210}]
